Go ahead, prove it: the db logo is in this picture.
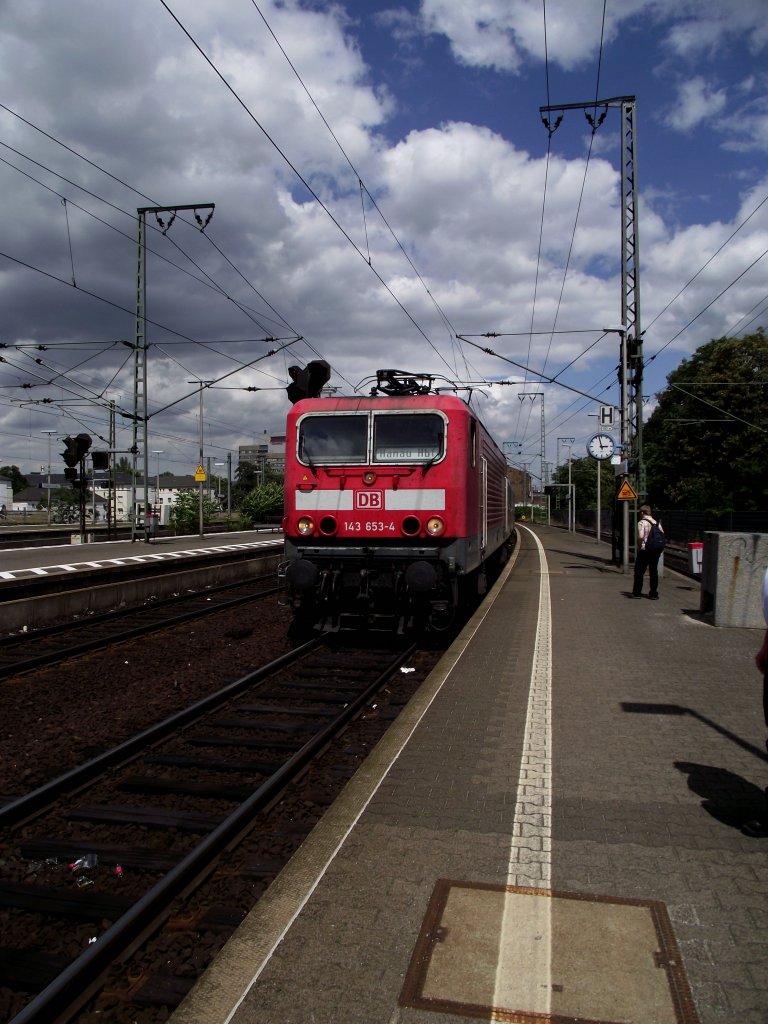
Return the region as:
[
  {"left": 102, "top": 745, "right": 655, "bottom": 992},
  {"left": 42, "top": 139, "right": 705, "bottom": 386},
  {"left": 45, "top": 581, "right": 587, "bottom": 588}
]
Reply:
[{"left": 356, "top": 490, "right": 383, "bottom": 509}]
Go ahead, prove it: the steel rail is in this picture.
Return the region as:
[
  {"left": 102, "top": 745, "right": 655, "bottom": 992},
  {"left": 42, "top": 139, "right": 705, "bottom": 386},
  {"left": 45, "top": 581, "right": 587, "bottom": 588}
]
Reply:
[
  {"left": 7, "top": 640, "right": 418, "bottom": 1024},
  {"left": 0, "top": 579, "right": 285, "bottom": 681},
  {"left": 0, "top": 570, "right": 279, "bottom": 647},
  {"left": 0, "top": 636, "right": 322, "bottom": 828}
]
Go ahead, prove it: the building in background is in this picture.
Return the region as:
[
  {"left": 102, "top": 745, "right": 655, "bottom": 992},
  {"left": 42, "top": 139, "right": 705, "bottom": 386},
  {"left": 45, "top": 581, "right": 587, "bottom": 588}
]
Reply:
[
  {"left": 23, "top": 471, "right": 200, "bottom": 522},
  {"left": 239, "top": 429, "right": 286, "bottom": 479},
  {"left": 0, "top": 473, "right": 13, "bottom": 514}
]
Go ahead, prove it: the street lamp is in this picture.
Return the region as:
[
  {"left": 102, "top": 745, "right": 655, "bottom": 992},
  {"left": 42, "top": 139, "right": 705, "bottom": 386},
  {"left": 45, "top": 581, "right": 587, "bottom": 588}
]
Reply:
[
  {"left": 151, "top": 450, "right": 164, "bottom": 511},
  {"left": 558, "top": 437, "right": 575, "bottom": 532},
  {"left": 41, "top": 429, "right": 56, "bottom": 526},
  {"left": 214, "top": 462, "right": 225, "bottom": 509}
]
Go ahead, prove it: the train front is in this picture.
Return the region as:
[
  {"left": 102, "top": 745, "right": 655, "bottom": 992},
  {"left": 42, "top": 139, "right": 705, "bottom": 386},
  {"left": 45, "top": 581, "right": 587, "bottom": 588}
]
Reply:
[{"left": 282, "top": 394, "right": 470, "bottom": 632}]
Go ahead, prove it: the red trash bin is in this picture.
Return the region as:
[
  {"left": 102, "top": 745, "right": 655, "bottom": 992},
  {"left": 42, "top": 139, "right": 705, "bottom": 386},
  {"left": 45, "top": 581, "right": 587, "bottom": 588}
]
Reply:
[{"left": 688, "top": 541, "right": 703, "bottom": 574}]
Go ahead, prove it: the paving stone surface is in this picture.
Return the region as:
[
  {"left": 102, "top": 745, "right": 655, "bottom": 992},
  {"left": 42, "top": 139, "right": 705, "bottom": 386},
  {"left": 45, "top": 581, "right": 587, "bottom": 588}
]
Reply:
[{"left": 172, "top": 524, "right": 768, "bottom": 1024}]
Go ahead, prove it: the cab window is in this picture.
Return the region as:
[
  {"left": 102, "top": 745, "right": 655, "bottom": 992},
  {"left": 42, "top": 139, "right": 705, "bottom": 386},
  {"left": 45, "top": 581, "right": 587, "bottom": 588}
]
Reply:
[
  {"left": 373, "top": 413, "right": 444, "bottom": 463},
  {"left": 298, "top": 415, "right": 368, "bottom": 464}
]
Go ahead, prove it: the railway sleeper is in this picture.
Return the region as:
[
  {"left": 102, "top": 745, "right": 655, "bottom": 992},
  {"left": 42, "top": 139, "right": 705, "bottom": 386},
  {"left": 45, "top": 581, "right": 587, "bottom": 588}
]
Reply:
[
  {"left": 0, "top": 880, "right": 132, "bottom": 921},
  {"left": 0, "top": 948, "right": 73, "bottom": 992},
  {"left": 117, "top": 776, "right": 257, "bottom": 802},
  {"left": 19, "top": 838, "right": 183, "bottom": 872},
  {"left": 67, "top": 803, "right": 222, "bottom": 832}
]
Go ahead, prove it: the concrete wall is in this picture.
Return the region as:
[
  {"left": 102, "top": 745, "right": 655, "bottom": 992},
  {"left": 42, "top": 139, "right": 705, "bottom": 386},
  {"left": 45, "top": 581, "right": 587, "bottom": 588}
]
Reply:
[
  {"left": 4, "top": 552, "right": 283, "bottom": 633},
  {"left": 700, "top": 532, "right": 768, "bottom": 627}
]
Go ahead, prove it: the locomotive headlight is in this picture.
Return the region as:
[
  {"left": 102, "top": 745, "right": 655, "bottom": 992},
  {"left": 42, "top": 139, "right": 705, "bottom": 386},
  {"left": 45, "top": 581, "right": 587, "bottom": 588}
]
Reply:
[
  {"left": 363, "top": 471, "right": 376, "bottom": 485},
  {"left": 297, "top": 515, "right": 315, "bottom": 536},
  {"left": 426, "top": 516, "right": 445, "bottom": 536}
]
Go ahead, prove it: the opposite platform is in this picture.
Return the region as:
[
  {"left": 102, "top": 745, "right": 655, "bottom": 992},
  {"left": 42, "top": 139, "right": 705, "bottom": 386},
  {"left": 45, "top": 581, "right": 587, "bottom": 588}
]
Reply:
[
  {"left": 0, "top": 528, "right": 280, "bottom": 582},
  {"left": 170, "top": 523, "right": 768, "bottom": 1024}
]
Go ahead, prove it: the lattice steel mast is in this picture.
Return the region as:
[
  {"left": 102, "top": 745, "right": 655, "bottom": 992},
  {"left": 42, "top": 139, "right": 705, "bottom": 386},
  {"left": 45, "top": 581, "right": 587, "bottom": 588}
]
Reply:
[{"left": 539, "top": 96, "right": 644, "bottom": 496}]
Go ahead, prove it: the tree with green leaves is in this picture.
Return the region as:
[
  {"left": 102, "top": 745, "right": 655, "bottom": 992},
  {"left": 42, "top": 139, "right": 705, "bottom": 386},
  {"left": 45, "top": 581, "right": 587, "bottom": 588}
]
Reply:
[
  {"left": 50, "top": 486, "right": 90, "bottom": 523},
  {"left": 238, "top": 482, "right": 284, "bottom": 527},
  {"left": 644, "top": 329, "right": 768, "bottom": 511},
  {"left": 551, "top": 456, "right": 617, "bottom": 511},
  {"left": 0, "top": 465, "right": 29, "bottom": 494},
  {"left": 233, "top": 460, "right": 283, "bottom": 509},
  {"left": 169, "top": 490, "right": 219, "bottom": 533}
]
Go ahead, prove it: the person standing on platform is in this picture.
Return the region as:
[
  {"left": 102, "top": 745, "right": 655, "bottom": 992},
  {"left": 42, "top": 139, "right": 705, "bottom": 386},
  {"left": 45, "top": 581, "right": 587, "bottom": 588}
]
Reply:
[
  {"left": 743, "top": 566, "right": 768, "bottom": 837},
  {"left": 631, "top": 504, "right": 664, "bottom": 599}
]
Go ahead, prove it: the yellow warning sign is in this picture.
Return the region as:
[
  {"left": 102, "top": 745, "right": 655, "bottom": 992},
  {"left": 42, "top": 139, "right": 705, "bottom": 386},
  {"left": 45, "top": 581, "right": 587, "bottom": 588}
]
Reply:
[
  {"left": 616, "top": 479, "right": 638, "bottom": 501},
  {"left": 195, "top": 464, "right": 206, "bottom": 482}
]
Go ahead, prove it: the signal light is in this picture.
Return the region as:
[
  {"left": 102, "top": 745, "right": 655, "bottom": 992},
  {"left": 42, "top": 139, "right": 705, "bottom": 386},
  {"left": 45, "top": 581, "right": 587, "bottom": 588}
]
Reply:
[
  {"left": 62, "top": 433, "right": 92, "bottom": 467},
  {"left": 92, "top": 450, "right": 110, "bottom": 470},
  {"left": 286, "top": 360, "right": 331, "bottom": 404}
]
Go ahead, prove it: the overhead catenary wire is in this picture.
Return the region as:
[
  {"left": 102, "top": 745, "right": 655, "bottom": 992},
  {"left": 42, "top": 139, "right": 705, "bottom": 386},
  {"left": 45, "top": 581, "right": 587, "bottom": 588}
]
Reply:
[
  {"left": 514, "top": 0, "right": 609, "bottom": 460},
  {"left": 643, "top": 190, "right": 768, "bottom": 343},
  {"left": 645, "top": 245, "right": 768, "bottom": 366},
  {"left": 158, "top": 0, "right": 475, "bottom": 388},
  {"left": 249, "top": 0, "right": 474, "bottom": 379},
  {"left": 0, "top": 104, "right": 333, "bottom": 405},
  {"left": 0, "top": 102, "right": 300, "bottom": 338},
  {"left": 0, "top": 143, "right": 296, "bottom": 340},
  {"left": 3, "top": 11, "right": 765, "bottom": 471}
]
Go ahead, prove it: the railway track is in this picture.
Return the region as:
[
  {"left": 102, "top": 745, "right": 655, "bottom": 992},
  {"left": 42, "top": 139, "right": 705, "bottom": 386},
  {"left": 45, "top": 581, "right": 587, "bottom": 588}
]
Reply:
[
  {"left": 0, "top": 633, "right": 435, "bottom": 1024},
  {"left": 0, "top": 572, "right": 285, "bottom": 680}
]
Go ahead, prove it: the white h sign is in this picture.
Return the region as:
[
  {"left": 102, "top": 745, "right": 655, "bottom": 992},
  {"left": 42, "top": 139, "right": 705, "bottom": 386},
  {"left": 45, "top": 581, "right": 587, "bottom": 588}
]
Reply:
[{"left": 599, "top": 405, "right": 617, "bottom": 429}]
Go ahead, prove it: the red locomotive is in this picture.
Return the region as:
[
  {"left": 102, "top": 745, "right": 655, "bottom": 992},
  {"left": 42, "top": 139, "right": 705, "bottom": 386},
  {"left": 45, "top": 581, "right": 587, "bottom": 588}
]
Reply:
[{"left": 281, "top": 368, "right": 516, "bottom": 631}]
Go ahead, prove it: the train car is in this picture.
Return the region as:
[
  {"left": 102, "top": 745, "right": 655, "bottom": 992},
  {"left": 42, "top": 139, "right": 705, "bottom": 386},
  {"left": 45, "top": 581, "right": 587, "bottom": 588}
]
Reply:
[{"left": 281, "top": 369, "right": 515, "bottom": 632}]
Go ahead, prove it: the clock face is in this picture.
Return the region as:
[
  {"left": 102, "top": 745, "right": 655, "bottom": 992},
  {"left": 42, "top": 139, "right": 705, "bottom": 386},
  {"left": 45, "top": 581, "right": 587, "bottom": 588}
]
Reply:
[{"left": 587, "top": 433, "right": 615, "bottom": 460}]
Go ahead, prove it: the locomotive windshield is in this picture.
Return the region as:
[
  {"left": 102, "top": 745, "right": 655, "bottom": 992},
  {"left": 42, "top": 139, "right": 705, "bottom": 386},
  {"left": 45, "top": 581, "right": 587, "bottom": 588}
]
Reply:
[
  {"left": 373, "top": 413, "right": 443, "bottom": 463},
  {"left": 297, "top": 411, "right": 445, "bottom": 465},
  {"left": 298, "top": 415, "right": 368, "bottom": 464}
]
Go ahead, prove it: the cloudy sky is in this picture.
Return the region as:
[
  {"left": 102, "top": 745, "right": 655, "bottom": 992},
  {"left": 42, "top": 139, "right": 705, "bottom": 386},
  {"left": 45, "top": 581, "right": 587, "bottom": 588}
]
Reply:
[{"left": 0, "top": 0, "right": 766, "bottom": 484}]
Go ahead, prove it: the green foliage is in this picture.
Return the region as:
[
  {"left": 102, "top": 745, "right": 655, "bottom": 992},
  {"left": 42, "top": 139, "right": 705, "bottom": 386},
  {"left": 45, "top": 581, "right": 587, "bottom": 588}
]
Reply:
[
  {"left": 0, "top": 465, "right": 29, "bottom": 494},
  {"left": 233, "top": 460, "right": 283, "bottom": 508},
  {"left": 238, "top": 482, "right": 284, "bottom": 528},
  {"left": 169, "top": 489, "right": 219, "bottom": 532},
  {"left": 644, "top": 329, "right": 768, "bottom": 511},
  {"left": 551, "top": 457, "right": 617, "bottom": 509},
  {"left": 50, "top": 487, "right": 90, "bottom": 523},
  {"left": 515, "top": 505, "right": 547, "bottom": 522}
]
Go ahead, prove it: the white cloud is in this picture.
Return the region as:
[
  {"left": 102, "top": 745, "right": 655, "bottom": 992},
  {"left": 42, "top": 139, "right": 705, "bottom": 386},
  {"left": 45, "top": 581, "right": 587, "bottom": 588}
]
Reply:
[
  {"left": 663, "top": 0, "right": 768, "bottom": 58},
  {"left": 418, "top": 0, "right": 662, "bottom": 71},
  {"left": 0, "top": 0, "right": 765, "bottom": 476},
  {"left": 663, "top": 76, "right": 728, "bottom": 132},
  {"left": 418, "top": 0, "right": 768, "bottom": 74}
]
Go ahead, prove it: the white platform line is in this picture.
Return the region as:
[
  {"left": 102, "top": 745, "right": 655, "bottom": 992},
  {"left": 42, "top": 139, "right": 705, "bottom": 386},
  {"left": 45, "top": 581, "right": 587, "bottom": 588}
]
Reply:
[
  {"left": 506, "top": 524, "right": 552, "bottom": 888},
  {"left": 203, "top": 537, "right": 528, "bottom": 1024},
  {"left": 495, "top": 524, "right": 553, "bottom": 1014}
]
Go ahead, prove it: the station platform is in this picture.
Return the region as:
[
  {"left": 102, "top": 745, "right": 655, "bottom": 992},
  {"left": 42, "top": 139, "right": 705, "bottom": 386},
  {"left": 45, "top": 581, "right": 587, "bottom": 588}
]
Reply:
[
  {"left": 168, "top": 522, "right": 767, "bottom": 1024},
  {"left": 0, "top": 528, "right": 285, "bottom": 631},
  {"left": 0, "top": 529, "right": 281, "bottom": 584}
]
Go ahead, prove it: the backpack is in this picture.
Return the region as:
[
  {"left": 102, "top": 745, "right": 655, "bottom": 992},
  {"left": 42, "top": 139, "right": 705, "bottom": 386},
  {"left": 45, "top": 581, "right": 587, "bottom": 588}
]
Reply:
[{"left": 645, "top": 521, "right": 666, "bottom": 553}]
